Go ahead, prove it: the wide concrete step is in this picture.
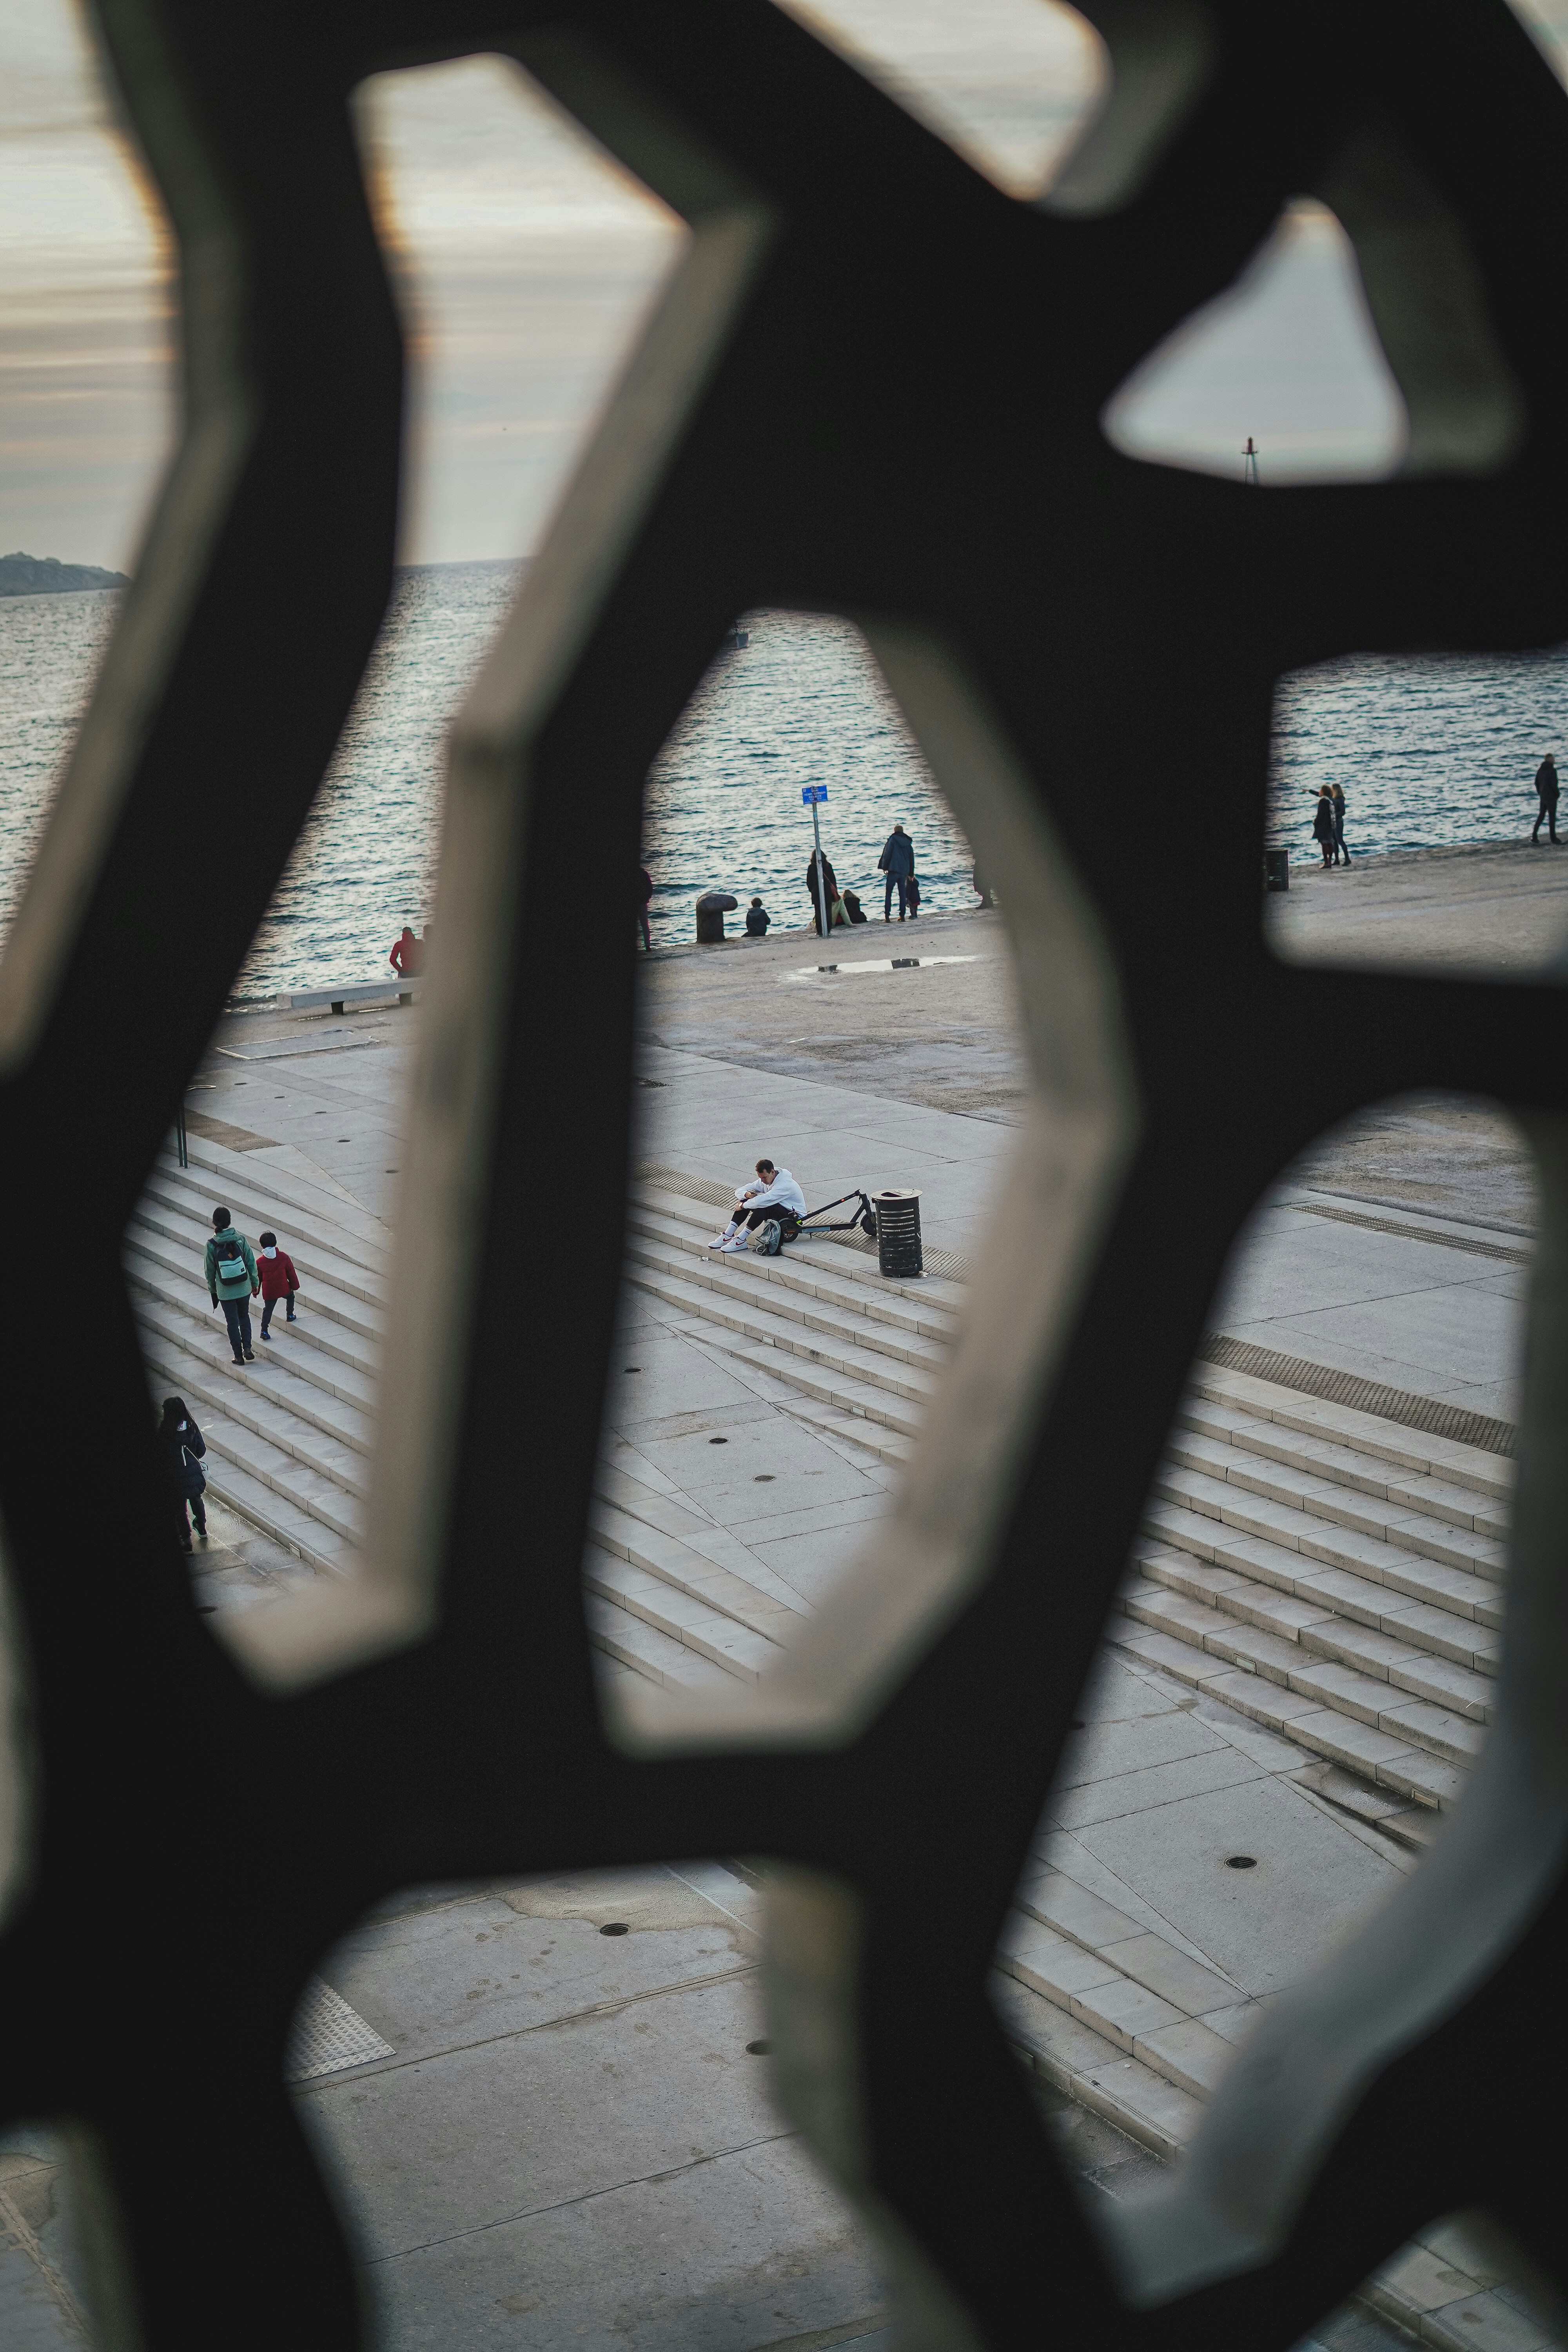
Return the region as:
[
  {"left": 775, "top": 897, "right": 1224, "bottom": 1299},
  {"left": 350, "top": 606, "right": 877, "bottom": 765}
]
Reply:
[
  {"left": 141, "top": 1169, "right": 385, "bottom": 1315},
  {"left": 587, "top": 1501, "right": 805, "bottom": 1647},
  {"left": 625, "top": 1232, "right": 949, "bottom": 1371},
  {"left": 1176, "top": 1392, "right": 1510, "bottom": 1541},
  {"left": 593, "top": 1464, "right": 812, "bottom": 1616},
  {"left": 127, "top": 1218, "right": 382, "bottom": 1372},
  {"left": 1105, "top": 1612, "right": 1470, "bottom": 1811},
  {"left": 627, "top": 1262, "right": 938, "bottom": 1407},
  {"left": 584, "top": 1586, "right": 737, "bottom": 1694},
  {"left": 1160, "top": 1439, "right": 1507, "bottom": 1579},
  {"left": 1131, "top": 1543, "right": 1496, "bottom": 1710},
  {"left": 142, "top": 1345, "right": 368, "bottom": 1536},
  {"left": 1121, "top": 1579, "right": 1487, "bottom": 1765},
  {"left": 687, "top": 1323, "right": 926, "bottom": 1439},
  {"left": 628, "top": 1192, "right": 960, "bottom": 1341},
  {"left": 1186, "top": 1363, "right": 1514, "bottom": 1504},
  {"left": 996, "top": 1864, "right": 1259, "bottom": 2101},
  {"left": 194, "top": 1441, "right": 359, "bottom": 1571},
  {"left": 581, "top": 1546, "right": 782, "bottom": 1681},
  {"left": 129, "top": 1256, "right": 378, "bottom": 1419},
  {"left": 136, "top": 1295, "right": 374, "bottom": 1473},
  {"left": 164, "top": 1135, "right": 390, "bottom": 1266},
  {"left": 1143, "top": 1494, "right": 1503, "bottom": 1638},
  {"left": 777, "top": 1395, "right": 914, "bottom": 1466}
]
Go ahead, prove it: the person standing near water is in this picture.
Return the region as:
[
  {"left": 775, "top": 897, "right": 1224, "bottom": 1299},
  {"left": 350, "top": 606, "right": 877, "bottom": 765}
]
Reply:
[
  {"left": 1330, "top": 783, "right": 1349, "bottom": 864},
  {"left": 1310, "top": 785, "right": 1338, "bottom": 869},
  {"left": 1532, "top": 753, "right": 1560, "bottom": 844},
  {"left": 878, "top": 822, "right": 915, "bottom": 920}
]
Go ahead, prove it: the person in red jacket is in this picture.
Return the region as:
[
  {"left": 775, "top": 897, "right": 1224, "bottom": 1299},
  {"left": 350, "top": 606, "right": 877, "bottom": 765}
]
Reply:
[{"left": 256, "top": 1231, "right": 299, "bottom": 1341}]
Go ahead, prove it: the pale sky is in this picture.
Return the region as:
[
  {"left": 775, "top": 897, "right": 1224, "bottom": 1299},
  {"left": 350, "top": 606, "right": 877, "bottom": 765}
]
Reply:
[{"left": 2, "top": 0, "right": 1566, "bottom": 570}]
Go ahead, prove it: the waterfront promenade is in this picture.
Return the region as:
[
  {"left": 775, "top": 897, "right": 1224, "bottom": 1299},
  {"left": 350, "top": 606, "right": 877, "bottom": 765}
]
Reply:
[{"left": 4, "top": 842, "right": 1550, "bottom": 2351}]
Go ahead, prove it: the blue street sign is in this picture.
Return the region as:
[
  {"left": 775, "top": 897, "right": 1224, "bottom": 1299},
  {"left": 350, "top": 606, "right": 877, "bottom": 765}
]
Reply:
[{"left": 801, "top": 785, "right": 828, "bottom": 804}]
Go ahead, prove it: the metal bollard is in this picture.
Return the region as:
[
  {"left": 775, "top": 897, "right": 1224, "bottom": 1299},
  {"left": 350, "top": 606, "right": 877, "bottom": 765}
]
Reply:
[
  {"left": 695, "top": 890, "right": 737, "bottom": 943},
  {"left": 874, "top": 1188, "right": 922, "bottom": 1278},
  {"left": 1263, "top": 849, "right": 1290, "bottom": 893}
]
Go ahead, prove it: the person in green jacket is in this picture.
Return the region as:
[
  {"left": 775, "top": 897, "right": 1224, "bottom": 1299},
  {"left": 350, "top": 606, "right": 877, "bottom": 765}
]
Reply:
[{"left": 203, "top": 1205, "right": 260, "bottom": 1365}]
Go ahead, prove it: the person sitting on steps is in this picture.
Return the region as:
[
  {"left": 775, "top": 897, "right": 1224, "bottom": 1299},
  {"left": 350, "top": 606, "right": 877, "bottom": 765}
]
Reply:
[
  {"left": 710, "top": 1160, "right": 807, "bottom": 1254},
  {"left": 204, "top": 1205, "right": 259, "bottom": 1363}
]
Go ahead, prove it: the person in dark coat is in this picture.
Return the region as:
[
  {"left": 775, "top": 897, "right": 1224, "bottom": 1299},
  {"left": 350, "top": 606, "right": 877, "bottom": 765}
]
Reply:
[
  {"left": 878, "top": 822, "right": 915, "bottom": 920},
  {"left": 1310, "top": 786, "right": 1338, "bottom": 868},
  {"left": 806, "top": 851, "right": 839, "bottom": 935},
  {"left": 158, "top": 1395, "right": 208, "bottom": 1551},
  {"left": 1532, "top": 753, "right": 1560, "bottom": 844},
  {"left": 638, "top": 865, "right": 654, "bottom": 948},
  {"left": 1330, "top": 783, "right": 1350, "bottom": 864}
]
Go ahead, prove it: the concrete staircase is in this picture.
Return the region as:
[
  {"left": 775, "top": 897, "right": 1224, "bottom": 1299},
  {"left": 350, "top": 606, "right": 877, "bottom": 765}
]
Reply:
[
  {"left": 622, "top": 1181, "right": 962, "bottom": 1466},
  {"left": 127, "top": 1136, "right": 386, "bottom": 1572},
  {"left": 122, "top": 1149, "right": 824, "bottom": 1692},
  {"left": 130, "top": 1158, "right": 1511, "bottom": 1833},
  {"left": 129, "top": 1153, "right": 1534, "bottom": 2347},
  {"left": 624, "top": 1184, "right": 1509, "bottom": 1838},
  {"left": 1109, "top": 1367, "right": 1508, "bottom": 1834},
  {"left": 625, "top": 1186, "right": 1538, "bottom": 2344}
]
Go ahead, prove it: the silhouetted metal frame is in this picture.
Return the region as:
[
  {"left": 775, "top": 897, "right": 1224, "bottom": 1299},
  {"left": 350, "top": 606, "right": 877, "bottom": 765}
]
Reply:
[{"left": 0, "top": 1, "right": 1563, "bottom": 2345}]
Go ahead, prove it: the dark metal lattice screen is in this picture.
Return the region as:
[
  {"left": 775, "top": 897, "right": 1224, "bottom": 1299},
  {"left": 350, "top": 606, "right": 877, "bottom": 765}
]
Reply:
[{"left": 2, "top": 1, "right": 1567, "bottom": 2343}]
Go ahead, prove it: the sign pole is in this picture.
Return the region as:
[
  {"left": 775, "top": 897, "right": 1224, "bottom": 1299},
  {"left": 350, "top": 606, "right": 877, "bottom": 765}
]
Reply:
[{"left": 804, "top": 785, "right": 831, "bottom": 939}]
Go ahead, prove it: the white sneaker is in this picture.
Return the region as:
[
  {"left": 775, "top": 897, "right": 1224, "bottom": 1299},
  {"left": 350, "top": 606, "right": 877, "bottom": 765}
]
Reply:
[
  {"left": 710, "top": 1233, "right": 730, "bottom": 1248},
  {"left": 720, "top": 1237, "right": 750, "bottom": 1253}
]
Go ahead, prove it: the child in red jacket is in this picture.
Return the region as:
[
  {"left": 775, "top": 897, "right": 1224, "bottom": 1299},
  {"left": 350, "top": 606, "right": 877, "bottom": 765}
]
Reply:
[{"left": 256, "top": 1231, "right": 299, "bottom": 1341}]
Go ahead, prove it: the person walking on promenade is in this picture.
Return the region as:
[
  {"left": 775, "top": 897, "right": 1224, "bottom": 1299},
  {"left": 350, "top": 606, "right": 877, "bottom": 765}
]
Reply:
[
  {"left": 807, "top": 849, "right": 839, "bottom": 935},
  {"left": 710, "top": 1160, "right": 808, "bottom": 1253},
  {"left": 256, "top": 1230, "right": 299, "bottom": 1341},
  {"left": 1532, "top": 752, "right": 1560, "bottom": 844},
  {"left": 878, "top": 822, "right": 915, "bottom": 919},
  {"left": 1310, "top": 785, "right": 1338, "bottom": 869},
  {"left": 638, "top": 866, "right": 654, "bottom": 949},
  {"left": 158, "top": 1395, "right": 208, "bottom": 1551},
  {"left": 1330, "top": 783, "right": 1350, "bottom": 864},
  {"left": 204, "top": 1205, "right": 259, "bottom": 1364}
]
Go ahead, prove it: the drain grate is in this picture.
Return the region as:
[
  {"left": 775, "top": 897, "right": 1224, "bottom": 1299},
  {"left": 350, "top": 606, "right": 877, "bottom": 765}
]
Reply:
[
  {"left": 284, "top": 1977, "right": 394, "bottom": 2082},
  {"left": 1287, "top": 1197, "right": 1530, "bottom": 1266},
  {"left": 1201, "top": 1333, "right": 1517, "bottom": 1459}
]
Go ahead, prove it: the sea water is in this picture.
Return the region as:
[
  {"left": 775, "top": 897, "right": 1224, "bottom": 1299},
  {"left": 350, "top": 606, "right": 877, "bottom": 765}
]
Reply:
[{"left": 0, "top": 561, "right": 1560, "bottom": 996}]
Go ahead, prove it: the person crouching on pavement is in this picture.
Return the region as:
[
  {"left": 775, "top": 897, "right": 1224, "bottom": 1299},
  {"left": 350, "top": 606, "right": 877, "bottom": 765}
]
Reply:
[
  {"left": 710, "top": 1160, "right": 808, "bottom": 1253},
  {"left": 257, "top": 1230, "right": 299, "bottom": 1340}
]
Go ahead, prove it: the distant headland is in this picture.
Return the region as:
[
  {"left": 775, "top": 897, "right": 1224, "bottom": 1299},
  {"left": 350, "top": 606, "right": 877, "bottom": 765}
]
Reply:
[{"left": 0, "top": 551, "right": 129, "bottom": 598}]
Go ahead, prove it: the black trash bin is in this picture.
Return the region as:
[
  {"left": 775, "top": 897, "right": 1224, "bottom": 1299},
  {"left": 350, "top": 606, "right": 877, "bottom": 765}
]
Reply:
[
  {"left": 695, "top": 891, "right": 738, "bottom": 944},
  {"left": 874, "top": 1188, "right": 922, "bottom": 1278},
  {"left": 1263, "top": 849, "right": 1290, "bottom": 893}
]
